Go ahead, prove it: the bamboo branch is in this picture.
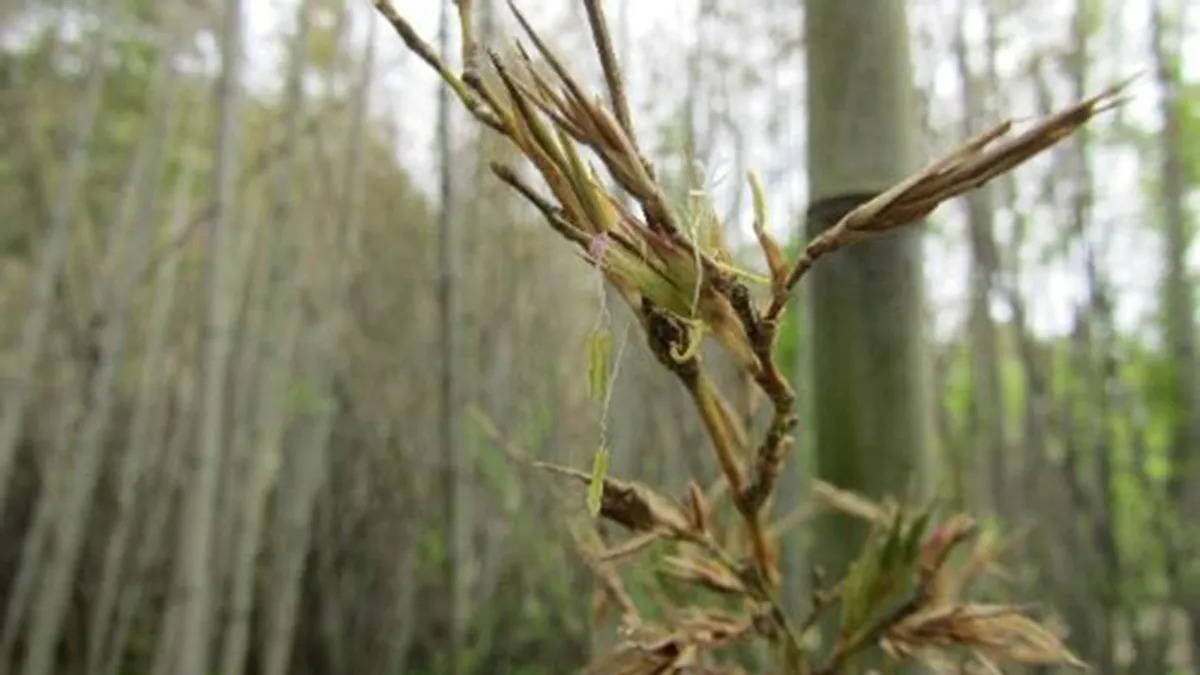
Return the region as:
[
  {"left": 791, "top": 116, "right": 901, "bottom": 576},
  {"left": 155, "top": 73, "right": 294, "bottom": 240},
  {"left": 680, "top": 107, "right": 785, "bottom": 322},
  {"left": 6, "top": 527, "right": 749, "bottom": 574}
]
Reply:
[
  {"left": 763, "top": 80, "right": 1129, "bottom": 323},
  {"left": 371, "top": 2, "right": 1120, "bottom": 672},
  {"left": 582, "top": 0, "right": 634, "bottom": 139},
  {"left": 374, "top": 0, "right": 505, "bottom": 131},
  {"left": 454, "top": 0, "right": 477, "bottom": 72}
]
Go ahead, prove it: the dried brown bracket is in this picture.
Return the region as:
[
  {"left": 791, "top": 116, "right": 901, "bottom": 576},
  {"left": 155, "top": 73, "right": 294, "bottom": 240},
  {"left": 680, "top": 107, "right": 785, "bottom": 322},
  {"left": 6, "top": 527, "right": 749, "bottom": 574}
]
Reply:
[{"left": 375, "top": 0, "right": 1126, "bottom": 672}]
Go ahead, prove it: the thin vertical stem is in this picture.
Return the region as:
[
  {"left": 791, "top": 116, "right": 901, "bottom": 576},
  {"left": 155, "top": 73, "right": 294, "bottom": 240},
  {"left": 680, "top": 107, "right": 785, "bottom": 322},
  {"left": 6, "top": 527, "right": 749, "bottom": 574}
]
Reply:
[
  {"left": 583, "top": 0, "right": 634, "bottom": 139},
  {"left": 437, "top": 1, "right": 466, "bottom": 673},
  {"left": 172, "top": 0, "right": 243, "bottom": 672}
]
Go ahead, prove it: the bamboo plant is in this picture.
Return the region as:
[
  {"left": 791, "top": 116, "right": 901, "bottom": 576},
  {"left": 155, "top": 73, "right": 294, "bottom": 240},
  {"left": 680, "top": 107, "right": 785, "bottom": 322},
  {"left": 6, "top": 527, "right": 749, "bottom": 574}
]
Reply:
[{"left": 373, "top": 1, "right": 1124, "bottom": 672}]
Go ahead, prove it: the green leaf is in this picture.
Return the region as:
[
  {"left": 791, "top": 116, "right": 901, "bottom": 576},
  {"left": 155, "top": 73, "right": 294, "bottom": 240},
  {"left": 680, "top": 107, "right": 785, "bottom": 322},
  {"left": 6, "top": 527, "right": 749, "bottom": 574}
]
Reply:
[
  {"left": 748, "top": 170, "right": 768, "bottom": 233},
  {"left": 840, "top": 540, "right": 883, "bottom": 633},
  {"left": 905, "top": 506, "right": 935, "bottom": 562},
  {"left": 586, "top": 329, "right": 614, "bottom": 402},
  {"left": 839, "top": 509, "right": 926, "bottom": 637},
  {"left": 585, "top": 329, "right": 614, "bottom": 401},
  {"left": 880, "top": 509, "right": 905, "bottom": 567},
  {"left": 587, "top": 446, "right": 610, "bottom": 517}
]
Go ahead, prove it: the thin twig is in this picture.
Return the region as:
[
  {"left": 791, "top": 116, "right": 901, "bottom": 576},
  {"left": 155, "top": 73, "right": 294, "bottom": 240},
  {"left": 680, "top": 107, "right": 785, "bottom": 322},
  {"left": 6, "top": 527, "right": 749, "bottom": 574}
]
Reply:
[
  {"left": 582, "top": 0, "right": 634, "bottom": 138},
  {"left": 688, "top": 373, "right": 747, "bottom": 497},
  {"left": 681, "top": 528, "right": 806, "bottom": 657},
  {"left": 454, "top": 0, "right": 477, "bottom": 72},
  {"left": 796, "top": 580, "right": 844, "bottom": 641},
  {"left": 490, "top": 161, "right": 591, "bottom": 248},
  {"left": 374, "top": 0, "right": 505, "bottom": 131},
  {"left": 763, "top": 81, "right": 1128, "bottom": 323},
  {"left": 681, "top": 371, "right": 783, "bottom": 591}
]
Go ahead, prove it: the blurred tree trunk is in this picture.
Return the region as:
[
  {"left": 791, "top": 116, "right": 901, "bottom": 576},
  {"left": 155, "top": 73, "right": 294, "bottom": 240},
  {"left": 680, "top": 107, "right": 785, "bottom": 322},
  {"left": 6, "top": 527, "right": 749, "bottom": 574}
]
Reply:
[
  {"left": 590, "top": 0, "right": 634, "bottom": 659},
  {"left": 211, "top": 192, "right": 272, "bottom": 623},
  {"left": 21, "top": 23, "right": 179, "bottom": 674},
  {"left": 115, "top": 395, "right": 192, "bottom": 675},
  {"left": 1058, "top": 3, "right": 1120, "bottom": 670},
  {"left": 1126, "top": 397, "right": 1172, "bottom": 674},
  {"left": 1003, "top": 109, "right": 1100, "bottom": 672},
  {"left": 954, "top": 3, "right": 1007, "bottom": 518},
  {"left": 149, "top": 370, "right": 204, "bottom": 675},
  {"left": 79, "top": 42, "right": 186, "bottom": 675},
  {"left": 0, "top": 0, "right": 112, "bottom": 519},
  {"left": 97, "top": 153, "right": 198, "bottom": 675},
  {"left": 1151, "top": 0, "right": 1200, "bottom": 660},
  {"left": 314, "top": 11, "right": 377, "bottom": 673},
  {"left": 770, "top": 0, "right": 810, "bottom": 624},
  {"left": 437, "top": 1, "right": 466, "bottom": 672},
  {"left": 803, "top": 0, "right": 933, "bottom": 606},
  {"left": 258, "top": 7, "right": 364, "bottom": 672},
  {"left": 220, "top": 2, "right": 309, "bottom": 673},
  {"left": 0, "top": 362, "right": 82, "bottom": 663},
  {"left": 261, "top": 347, "right": 333, "bottom": 675},
  {"left": 170, "top": 0, "right": 244, "bottom": 672}
]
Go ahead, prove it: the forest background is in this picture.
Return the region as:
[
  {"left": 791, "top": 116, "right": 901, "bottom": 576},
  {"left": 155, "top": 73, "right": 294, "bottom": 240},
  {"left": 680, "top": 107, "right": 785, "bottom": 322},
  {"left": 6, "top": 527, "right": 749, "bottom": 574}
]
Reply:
[{"left": 0, "top": 0, "right": 1197, "bottom": 673}]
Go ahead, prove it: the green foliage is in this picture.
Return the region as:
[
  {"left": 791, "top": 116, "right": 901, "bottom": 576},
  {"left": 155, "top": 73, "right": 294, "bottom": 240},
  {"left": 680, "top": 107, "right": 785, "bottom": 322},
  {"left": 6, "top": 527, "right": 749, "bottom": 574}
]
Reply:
[
  {"left": 1180, "top": 81, "right": 1200, "bottom": 187},
  {"left": 586, "top": 329, "right": 613, "bottom": 402},
  {"left": 587, "top": 446, "right": 610, "bottom": 516},
  {"left": 839, "top": 507, "right": 929, "bottom": 637},
  {"left": 286, "top": 375, "right": 333, "bottom": 415}
]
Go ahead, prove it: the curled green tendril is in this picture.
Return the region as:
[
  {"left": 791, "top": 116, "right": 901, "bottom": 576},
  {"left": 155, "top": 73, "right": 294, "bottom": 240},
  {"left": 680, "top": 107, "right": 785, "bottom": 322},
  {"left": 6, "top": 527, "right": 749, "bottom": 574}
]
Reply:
[{"left": 670, "top": 318, "right": 706, "bottom": 362}]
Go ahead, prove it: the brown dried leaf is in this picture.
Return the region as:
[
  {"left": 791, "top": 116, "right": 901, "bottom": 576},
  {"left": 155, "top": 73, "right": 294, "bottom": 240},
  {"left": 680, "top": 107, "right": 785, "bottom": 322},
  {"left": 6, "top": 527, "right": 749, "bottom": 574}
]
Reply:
[
  {"left": 700, "top": 293, "right": 760, "bottom": 372},
  {"left": 592, "top": 587, "right": 611, "bottom": 626},
  {"left": 919, "top": 515, "right": 979, "bottom": 576},
  {"left": 687, "top": 480, "right": 711, "bottom": 535},
  {"left": 916, "top": 515, "right": 979, "bottom": 607},
  {"left": 812, "top": 481, "right": 892, "bottom": 525},
  {"left": 884, "top": 604, "right": 1087, "bottom": 670},
  {"left": 944, "top": 526, "right": 1014, "bottom": 602},
  {"left": 669, "top": 644, "right": 699, "bottom": 669},
  {"left": 584, "top": 644, "right": 675, "bottom": 675},
  {"left": 840, "top": 83, "right": 1125, "bottom": 238},
  {"left": 506, "top": 1, "right": 591, "bottom": 112},
  {"left": 487, "top": 52, "right": 595, "bottom": 228},
  {"left": 587, "top": 612, "right": 752, "bottom": 675},
  {"left": 598, "top": 531, "right": 662, "bottom": 562},
  {"left": 660, "top": 553, "right": 748, "bottom": 596},
  {"left": 770, "top": 84, "right": 1127, "bottom": 314},
  {"left": 536, "top": 462, "right": 691, "bottom": 533},
  {"left": 568, "top": 516, "right": 639, "bottom": 619}
]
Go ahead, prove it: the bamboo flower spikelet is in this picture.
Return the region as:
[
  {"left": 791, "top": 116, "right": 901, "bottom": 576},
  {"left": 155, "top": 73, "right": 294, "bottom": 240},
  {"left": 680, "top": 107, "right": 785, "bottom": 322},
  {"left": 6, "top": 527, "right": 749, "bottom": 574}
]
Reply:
[{"left": 372, "top": 1, "right": 1123, "bottom": 672}]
